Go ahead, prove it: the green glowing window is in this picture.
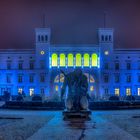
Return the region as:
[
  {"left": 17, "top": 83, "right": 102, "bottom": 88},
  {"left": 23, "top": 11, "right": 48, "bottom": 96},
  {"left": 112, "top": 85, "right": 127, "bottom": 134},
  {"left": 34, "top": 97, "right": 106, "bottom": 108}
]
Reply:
[
  {"left": 91, "top": 53, "right": 98, "bottom": 67},
  {"left": 60, "top": 53, "right": 66, "bottom": 67},
  {"left": 84, "top": 53, "right": 89, "bottom": 67},
  {"left": 68, "top": 53, "right": 74, "bottom": 66},
  {"left": 52, "top": 53, "right": 58, "bottom": 66},
  {"left": 76, "top": 53, "right": 82, "bottom": 67}
]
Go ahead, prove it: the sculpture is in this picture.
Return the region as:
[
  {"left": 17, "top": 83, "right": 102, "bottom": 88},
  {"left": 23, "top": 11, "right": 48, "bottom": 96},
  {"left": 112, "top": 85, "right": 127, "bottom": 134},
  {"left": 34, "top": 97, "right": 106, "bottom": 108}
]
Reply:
[{"left": 61, "top": 68, "right": 89, "bottom": 111}]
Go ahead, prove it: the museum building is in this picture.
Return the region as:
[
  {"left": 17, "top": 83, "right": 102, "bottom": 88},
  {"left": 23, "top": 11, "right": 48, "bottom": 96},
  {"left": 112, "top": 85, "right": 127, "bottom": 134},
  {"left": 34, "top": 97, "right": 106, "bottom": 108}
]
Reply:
[{"left": 0, "top": 27, "right": 140, "bottom": 98}]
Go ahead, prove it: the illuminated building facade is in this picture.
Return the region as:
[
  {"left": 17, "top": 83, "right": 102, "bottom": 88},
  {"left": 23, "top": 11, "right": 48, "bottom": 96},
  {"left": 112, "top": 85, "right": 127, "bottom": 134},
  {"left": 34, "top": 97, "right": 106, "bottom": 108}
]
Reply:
[{"left": 0, "top": 27, "right": 140, "bottom": 98}]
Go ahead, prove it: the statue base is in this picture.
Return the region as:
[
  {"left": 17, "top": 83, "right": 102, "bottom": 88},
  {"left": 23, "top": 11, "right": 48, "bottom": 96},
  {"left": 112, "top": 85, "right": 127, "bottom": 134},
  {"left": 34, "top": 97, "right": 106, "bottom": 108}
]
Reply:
[{"left": 63, "top": 109, "right": 92, "bottom": 121}]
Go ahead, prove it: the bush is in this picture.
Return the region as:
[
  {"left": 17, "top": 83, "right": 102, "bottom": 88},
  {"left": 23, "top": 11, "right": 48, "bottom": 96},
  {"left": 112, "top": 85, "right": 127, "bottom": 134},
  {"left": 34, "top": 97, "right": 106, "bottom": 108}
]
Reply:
[
  {"left": 32, "top": 95, "right": 42, "bottom": 101},
  {"left": 109, "top": 96, "right": 120, "bottom": 101},
  {"left": 125, "top": 95, "right": 135, "bottom": 101},
  {"left": 16, "top": 95, "right": 24, "bottom": 101}
]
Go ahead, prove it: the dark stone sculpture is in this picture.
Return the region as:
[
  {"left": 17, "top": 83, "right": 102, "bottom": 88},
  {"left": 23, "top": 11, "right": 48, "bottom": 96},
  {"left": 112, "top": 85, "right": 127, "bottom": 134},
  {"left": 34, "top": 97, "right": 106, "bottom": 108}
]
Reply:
[{"left": 61, "top": 68, "right": 89, "bottom": 111}]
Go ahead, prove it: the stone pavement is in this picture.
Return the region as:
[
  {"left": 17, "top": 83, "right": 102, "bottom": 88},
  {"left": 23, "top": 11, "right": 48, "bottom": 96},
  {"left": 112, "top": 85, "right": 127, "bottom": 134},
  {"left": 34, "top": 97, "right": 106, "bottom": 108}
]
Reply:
[{"left": 27, "top": 111, "right": 139, "bottom": 140}]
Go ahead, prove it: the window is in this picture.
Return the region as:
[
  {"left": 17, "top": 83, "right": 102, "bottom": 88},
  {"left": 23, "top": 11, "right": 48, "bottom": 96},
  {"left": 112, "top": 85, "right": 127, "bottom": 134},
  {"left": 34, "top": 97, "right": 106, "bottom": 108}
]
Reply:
[
  {"left": 101, "top": 35, "right": 104, "bottom": 41},
  {"left": 104, "top": 88, "right": 109, "bottom": 94},
  {"left": 18, "top": 75, "right": 23, "bottom": 83},
  {"left": 115, "top": 75, "right": 119, "bottom": 83},
  {"left": 115, "top": 88, "right": 120, "bottom": 96},
  {"left": 7, "top": 61, "right": 11, "bottom": 69},
  {"left": 91, "top": 53, "right": 98, "bottom": 67},
  {"left": 29, "top": 75, "right": 34, "bottom": 83},
  {"left": 41, "top": 35, "right": 44, "bottom": 42},
  {"left": 29, "top": 61, "right": 34, "bottom": 70},
  {"left": 45, "top": 35, "right": 48, "bottom": 42},
  {"left": 18, "top": 62, "right": 23, "bottom": 70},
  {"left": 126, "top": 75, "right": 131, "bottom": 83},
  {"left": 138, "top": 88, "right": 140, "bottom": 96},
  {"left": 126, "top": 88, "right": 131, "bottom": 96},
  {"left": 126, "top": 62, "right": 131, "bottom": 70},
  {"left": 104, "top": 63, "right": 109, "bottom": 69},
  {"left": 90, "top": 86, "right": 94, "bottom": 92},
  {"left": 104, "top": 74, "right": 109, "bottom": 83},
  {"left": 40, "top": 60, "right": 45, "bottom": 69},
  {"left": 38, "top": 35, "right": 41, "bottom": 42},
  {"left": 109, "top": 35, "right": 111, "bottom": 41},
  {"left": 68, "top": 53, "right": 74, "bottom": 67},
  {"left": 115, "top": 62, "right": 119, "bottom": 70},
  {"left": 105, "top": 35, "right": 108, "bottom": 41},
  {"left": 41, "top": 88, "right": 45, "bottom": 94},
  {"left": 29, "top": 88, "right": 34, "bottom": 96},
  {"left": 76, "top": 53, "right": 82, "bottom": 67},
  {"left": 84, "top": 53, "right": 89, "bottom": 67},
  {"left": 6, "top": 75, "right": 11, "bottom": 83},
  {"left": 60, "top": 53, "right": 66, "bottom": 67},
  {"left": 55, "top": 85, "right": 58, "bottom": 91},
  {"left": 52, "top": 53, "right": 58, "bottom": 67},
  {"left": 40, "top": 74, "right": 45, "bottom": 83},
  {"left": 138, "top": 75, "right": 140, "bottom": 82},
  {"left": 18, "top": 88, "right": 23, "bottom": 94}
]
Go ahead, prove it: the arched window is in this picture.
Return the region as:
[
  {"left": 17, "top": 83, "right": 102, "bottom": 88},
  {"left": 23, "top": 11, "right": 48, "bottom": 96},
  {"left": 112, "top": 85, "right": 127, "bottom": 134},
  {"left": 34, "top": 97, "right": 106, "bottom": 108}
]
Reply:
[
  {"left": 91, "top": 53, "right": 98, "bottom": 67},
  {"left": 84, "top": 53, "right": 89, "bottom": 67},
  {"left": 60, "top": 53, "right": 66, "bottom": 67},
  {"left": 76, "top": 53, "right": 82, "bottom": 67},
  {"left": 68, "top": 53, "right": 74, "bottom": 67},
  {"left": 52, "top": 53, "right": 58, "bottom": 67}
]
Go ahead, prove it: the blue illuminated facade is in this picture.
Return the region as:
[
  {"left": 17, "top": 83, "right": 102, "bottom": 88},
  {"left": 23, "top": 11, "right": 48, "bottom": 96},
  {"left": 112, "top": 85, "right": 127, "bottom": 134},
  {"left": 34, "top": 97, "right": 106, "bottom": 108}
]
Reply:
[{"left": 0, "top": 27, "right": 140, "bottom": 99}]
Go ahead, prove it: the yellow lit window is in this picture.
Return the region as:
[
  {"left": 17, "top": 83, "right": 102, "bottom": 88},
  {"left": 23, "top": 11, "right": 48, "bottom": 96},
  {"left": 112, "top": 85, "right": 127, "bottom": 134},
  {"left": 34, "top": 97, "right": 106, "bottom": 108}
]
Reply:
[
  {"left": 76, "top": 53, "right": 82, "bottom": 67},
  {"left": 126, "top": 88, "right": 131, "bottom": 96},
  {"left": 68, "top": 53, "right": 74, "bottom": 66},
  {"left": 60, "top": 53, "right": 66, "bottom": 67},
  {"left": 91, "top": 53, "right": 98, "bottom": 67},
  {"left": 115, "top": 88, "right": 120, "bottom": 96},
  {"left": 90, "top": 86, "right": 94, "bottom": 91},
  {"left": 52, "top": 53, "right": 58, "bottom": 67},
  {"left": 84, "top": 53, "right": 89, "bottom": 67},
  {"left": 55, "top": 85, "right": 58, "bottom": 91}
]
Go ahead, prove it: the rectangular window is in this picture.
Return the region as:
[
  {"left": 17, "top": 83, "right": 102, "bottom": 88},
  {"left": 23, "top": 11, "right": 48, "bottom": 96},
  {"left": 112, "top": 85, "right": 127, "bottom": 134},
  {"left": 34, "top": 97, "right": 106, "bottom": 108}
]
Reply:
[
  {"left": 115, "top": 88, "right": 120, "bottom": 96},
  {"left": 104, "top": 74, "right": 109, "bottom": 83},
  {"left": 104, "top": 63, "right": 109, "bottom": 70},
  {"left": 126, "top": 75, "right": 131, "bottom": 83},
  {"left": 18, "top": 62, "right": 23, "bottom": 70},
  {"left": 126, "top": 62, "right": 131, "bottom": 70},
  {"left": 104, "top": 88, "right": 109, "bottom": 94},
  {"left": 40, "top": 60, "right": 45, "bottom": 69},
  {"left": 6, "top": 75, "right": 11, "bottom": 83},
  {"left": 18, "top": 88, "right": 23, "bottom": 94},
  {"left": 126, "top": 88, "right": 131, "bottom": 96},
  {"left": 29, "top": 88, "right": 34, "bottom": 96},
  {"left": 29, "top": 75, "right": 34, "bottom": 83},
  {"left": 138, "top": 88, "right": 140, "bottom": 96},
  {"left": 40, "top": 74, "right": 45, "bottom": 83},
  {"left": 138, "top": 75, "right": 140, "bottom": 82},
  {"left": 29, "top": 61, "right": 34, "bottom": 70},
  {"left": 41, "top": 88, "right": 45, "bottom": 94},
  {"left": 18, "top": 75, "right": 23, "bottom": 83},
  {"left": 115, "top": 75, "right": 119, "bottom": 83},
  {"left": 115, "top": 62, "right": 119, "bottom": 70},
  {"left": 7, "top": 62, "right": 11, "bottom": 69}
]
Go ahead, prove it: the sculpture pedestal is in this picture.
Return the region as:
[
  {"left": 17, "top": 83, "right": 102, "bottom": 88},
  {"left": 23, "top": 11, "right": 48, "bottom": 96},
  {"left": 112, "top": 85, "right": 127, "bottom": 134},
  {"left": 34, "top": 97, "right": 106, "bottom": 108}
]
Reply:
[{"left": 63, "top": 109, "right": 92, "bottom": 121}]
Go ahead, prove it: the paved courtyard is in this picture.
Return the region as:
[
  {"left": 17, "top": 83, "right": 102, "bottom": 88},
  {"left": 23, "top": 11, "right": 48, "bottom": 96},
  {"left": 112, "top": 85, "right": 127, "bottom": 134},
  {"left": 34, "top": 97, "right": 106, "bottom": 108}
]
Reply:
[{"left": 0, "top": 109, "right": 140, "bottom": 140}]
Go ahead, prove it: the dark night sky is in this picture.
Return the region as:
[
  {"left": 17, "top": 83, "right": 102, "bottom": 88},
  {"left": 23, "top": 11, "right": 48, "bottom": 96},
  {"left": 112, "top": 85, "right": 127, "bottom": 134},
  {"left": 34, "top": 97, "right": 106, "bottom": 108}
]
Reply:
[{"left": 0, "top": 0, "right": 140, "bottom": 49}]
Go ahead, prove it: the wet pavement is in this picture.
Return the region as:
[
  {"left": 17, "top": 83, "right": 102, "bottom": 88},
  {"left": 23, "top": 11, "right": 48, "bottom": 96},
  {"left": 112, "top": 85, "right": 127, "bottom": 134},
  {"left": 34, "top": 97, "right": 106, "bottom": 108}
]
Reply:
[{"left": 0, "top": 109, "right": 139, "bottom": 140}]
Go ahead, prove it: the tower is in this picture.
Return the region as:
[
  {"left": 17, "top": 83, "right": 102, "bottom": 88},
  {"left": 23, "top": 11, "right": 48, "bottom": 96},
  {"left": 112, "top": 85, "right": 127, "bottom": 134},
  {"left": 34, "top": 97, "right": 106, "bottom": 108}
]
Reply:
[
  {"left": 35, "top": 28, "right": 51, "bottom": 96},
  {"left": 98, "top": 28, "right": 114, "bottom": 97}
]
